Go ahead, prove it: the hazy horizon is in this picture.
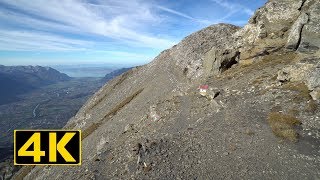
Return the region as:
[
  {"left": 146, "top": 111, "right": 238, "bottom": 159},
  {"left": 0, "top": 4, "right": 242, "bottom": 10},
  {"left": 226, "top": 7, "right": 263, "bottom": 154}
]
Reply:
[{"left": 0, "top": 63, "right": 136, "bottom": 77}]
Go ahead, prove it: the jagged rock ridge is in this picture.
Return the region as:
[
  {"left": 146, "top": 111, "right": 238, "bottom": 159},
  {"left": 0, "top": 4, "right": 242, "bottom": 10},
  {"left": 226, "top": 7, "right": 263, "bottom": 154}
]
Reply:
[{"left": 13, "top": 0, "right": 320, "bottom": 179}]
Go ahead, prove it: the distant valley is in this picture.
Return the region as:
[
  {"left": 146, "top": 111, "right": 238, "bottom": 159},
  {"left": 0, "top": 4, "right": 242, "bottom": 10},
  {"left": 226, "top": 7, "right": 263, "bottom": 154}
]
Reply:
[
  {"left": 0, "top": 65, "right": 70, "bottom": 105},
  {"left": 0, "top": 65, "right": 131, "bottom": 177}
]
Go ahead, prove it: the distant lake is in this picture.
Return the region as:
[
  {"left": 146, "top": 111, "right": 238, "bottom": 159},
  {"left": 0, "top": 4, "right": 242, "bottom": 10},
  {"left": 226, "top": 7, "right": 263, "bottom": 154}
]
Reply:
[{"left": 53, "top": 66, "right": 116, "bottom": 77}]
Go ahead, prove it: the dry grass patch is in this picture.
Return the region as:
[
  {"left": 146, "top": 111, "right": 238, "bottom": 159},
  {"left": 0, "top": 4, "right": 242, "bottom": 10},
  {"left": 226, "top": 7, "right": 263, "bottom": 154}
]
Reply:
[
  {"left": 282, "top": 82, "right": 317, "bottom": 113},
  {"left": 220, "top": 51, "right": 296, "bottom": 81},
  {"left": 82, "top": 122, "right": 101, "bottom": 140},
  {"left": 288, "top": 109, "right": 300, "bottom": 116},
  {"left": 251, "top": 78, "right": 264, "bottom": 86},
  {"left": 305, "top": 100, "right": 318, "bottom": 113},
  {"left": 282, "top": 82, "right": 311, "bottom": 100},
  {"left": 267, "top": 112, "right": 301, "bottom": 142}
]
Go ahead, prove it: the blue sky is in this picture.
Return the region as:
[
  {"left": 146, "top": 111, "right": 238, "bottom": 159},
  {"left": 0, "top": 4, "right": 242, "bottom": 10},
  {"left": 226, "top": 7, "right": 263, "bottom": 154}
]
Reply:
[{"left": 0, "top": 0, "right": 266, "bottom": 66}]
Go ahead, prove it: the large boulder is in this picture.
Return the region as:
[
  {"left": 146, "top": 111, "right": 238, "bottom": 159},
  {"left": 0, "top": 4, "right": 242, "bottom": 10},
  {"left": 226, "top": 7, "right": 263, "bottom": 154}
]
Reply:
[
  {"left": 171, "top": 24, "right": 240, "bottom": 80},
  {"left": 277, "top": 56, "right": 320, "bottom": 100},
  {"left": 298, "top": 0, "right": 320, "bottom": 53},
  {"left": 203, "top": 49, "right": 240, "bottom": 76},
  {"left": 286, "top": 13, "right": 309, "bottom": 50},
  {"left": 235, "top": 0, "right": 306, "bottom": 60}
]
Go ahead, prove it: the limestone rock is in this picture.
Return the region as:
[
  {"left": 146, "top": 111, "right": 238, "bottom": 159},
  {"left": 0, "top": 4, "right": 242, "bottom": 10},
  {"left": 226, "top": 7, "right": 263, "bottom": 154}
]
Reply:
[
  {"left": 298, "top": 0, "right": 320, "bottom": 53},
  {"left": 171, "top": 24, "right": 239, "bottom": 80},
  {"left": 203, "top": 49, "right": 240, "bottom": 76},
  {"left": 236, "top": 0, "right": 305, "bottom": 60},
  {"left": 124, "top": 124, "right": 134, "bottom": 133},
  {"left": 277, "top": 56, "right": 320, "bottom": 100},
  {"left": 286, "top": 13, "right": 309, "bottom": 50},
  {"left": 306, "top": 66, "right": 320, "bottom": 100},
  {"left": 277, "top": 63, "right": 314, "bottom": 83},
  {"left": 310, "top": 88, "right": 320, "bottom": 100}
]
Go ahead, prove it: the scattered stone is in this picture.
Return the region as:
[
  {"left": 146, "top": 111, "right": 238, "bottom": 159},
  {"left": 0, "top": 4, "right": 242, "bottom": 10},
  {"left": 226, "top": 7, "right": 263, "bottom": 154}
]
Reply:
[
  {"left": 258, "top": 31, "right": 268, "bottom": 39},
  {"left": 123, "top": 124, "right": 134, "bottom": 133},
  {"left": 132, "top": 143, "right": 142, "bottom": 155},
  {"left": 310, "top": 88, "right": 320, "bottom": 100},
  {"left": 277, "top": 63, "right": 315, "bottom": 83},
  {"left": 150, "top": 105, "right": 161, "bottom": 121},
  {"left": 198, "top": 85, "right": 220, "bottom": 101},
  {"left": 306, "top": 68, "right": 320, "bottom": 91},
  {"left": 198, "top": 85, "right": 209, "bottom": 96},
  {"left": 244, "top": 129, "right": 255, "bottom": 136}
]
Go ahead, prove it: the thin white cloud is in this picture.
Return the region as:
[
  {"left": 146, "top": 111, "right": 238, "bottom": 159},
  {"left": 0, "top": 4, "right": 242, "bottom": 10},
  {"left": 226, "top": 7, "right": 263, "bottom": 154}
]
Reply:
[
  {"left": 0, "top": 0, "right": 176, "bottom": 51},
  {"left": 88, "top": 50, "right": 153, "bottom": 60},
  {"left": 0, "top": 10, "right": 80, "bottom": 34},
  {"left": 0, "top": 0, "right": 258, "bottom": 59},
  {"left": 210, "top": 0, "right": 254, "bottom": 16},
  {"left": 0, "top": 30, "right": 91, "bottom": 51},
  {"left": 155, "top": 5, "right": 211, "bottom": 25}
]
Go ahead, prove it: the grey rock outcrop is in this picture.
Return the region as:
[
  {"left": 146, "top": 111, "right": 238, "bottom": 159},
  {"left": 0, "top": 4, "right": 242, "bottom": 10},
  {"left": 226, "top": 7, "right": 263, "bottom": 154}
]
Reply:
[
  {"left": 277, "top": 61, "right": 315, "bottom": 83},
  {"left": 235, "top": 0, "right": 319, "bottom": 60},
  {"left": 203, "top": 49, "right": 240, "bottom": 76},
  {"left": 286, "top": 13, "right": 309, "bottom": 50},
  {"left": 277, "top": 55, "right": 320, "bottom": 100},
  {"left": 171, "top": 24, "right": 239, "bottom": 80},
  {"left": 298, "top": 0, "right": 320, "bottom": 53}
]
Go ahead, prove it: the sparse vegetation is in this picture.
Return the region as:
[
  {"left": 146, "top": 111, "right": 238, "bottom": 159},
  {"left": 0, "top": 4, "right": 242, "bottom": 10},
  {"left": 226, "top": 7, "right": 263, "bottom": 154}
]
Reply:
[
  {"left": 270, "top": 75, "right": 278, "bottom": 81},
  {"left": 282, "top": 82, "right": 317, "bottom": 113},
  {"left": 82, "top": 122, "right": 101, "bottom": 140},
  {"left": 288, "top": 109, "right": 300, "bottom": 116},
  {"left": 251, "top": 78, "right": 264, "bottom": 85},
  {"left": 221, "top": 51, "right": 296, "bottom": 81},
  {"left": 267, "top": 112, "right": 301, "bottom": 142},
  {"left": 305, "top": 100, "right": 318, "bottom": 113},
  {"left": 282, "top": 82, "right": 311, "bottom": 100}
]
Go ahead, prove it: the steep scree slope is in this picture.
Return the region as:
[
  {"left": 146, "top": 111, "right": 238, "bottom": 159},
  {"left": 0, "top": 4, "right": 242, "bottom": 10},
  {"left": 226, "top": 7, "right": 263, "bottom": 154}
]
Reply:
[{"left": 14, "top": 0, "right": 320, "bottom": 179}]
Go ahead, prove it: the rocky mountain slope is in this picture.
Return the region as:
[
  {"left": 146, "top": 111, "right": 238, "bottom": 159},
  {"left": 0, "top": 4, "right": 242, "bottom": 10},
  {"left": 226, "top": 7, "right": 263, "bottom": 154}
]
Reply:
[{"left": 14, "top": 0, "right": 320, "bottom": 179}]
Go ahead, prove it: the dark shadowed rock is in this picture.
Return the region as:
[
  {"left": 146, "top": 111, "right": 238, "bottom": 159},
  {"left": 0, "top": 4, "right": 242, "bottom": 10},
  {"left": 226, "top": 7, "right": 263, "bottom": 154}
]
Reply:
[
  {"left": 298, "top": 0, "right": 320, "bottom": 53},
  {"left": 286, "top": 13, "right": 309, "bottom": 50}
]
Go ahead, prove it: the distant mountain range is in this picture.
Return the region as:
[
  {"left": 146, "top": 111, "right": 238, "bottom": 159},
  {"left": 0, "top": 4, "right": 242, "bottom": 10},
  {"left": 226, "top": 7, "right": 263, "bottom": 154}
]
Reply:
[
  {"left": 0, "top": 65, "right": 134, "bottom": 178},
  {"left": 0, "top": 65, "right": 70, "bottom": 105},
  {"left": 52, "top": 64, "right": 134, "bottom": 77},
  {"left": 102, "top": 67, "right": 132, "bottom": 82}
]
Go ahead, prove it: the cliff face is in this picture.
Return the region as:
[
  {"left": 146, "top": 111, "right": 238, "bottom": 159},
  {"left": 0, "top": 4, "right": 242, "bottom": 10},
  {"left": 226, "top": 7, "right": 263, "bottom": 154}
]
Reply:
[{"left": 15, "top": 0, "right": 320, "bottom": 179}]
